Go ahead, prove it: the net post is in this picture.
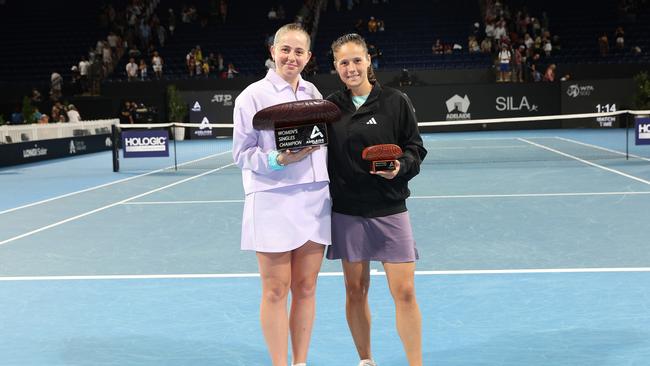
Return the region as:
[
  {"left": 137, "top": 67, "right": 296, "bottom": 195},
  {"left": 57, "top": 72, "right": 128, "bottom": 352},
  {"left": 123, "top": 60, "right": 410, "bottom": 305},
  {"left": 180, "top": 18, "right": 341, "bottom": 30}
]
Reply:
[
  {"left": 625, "top": 112, "right": 629, "bottom": 160},
  {"left": 111, "top": 124, "right": 120, "bottom": 172},
  {"left": 172, "top": 124, "right": 178, "bottom": 171}
]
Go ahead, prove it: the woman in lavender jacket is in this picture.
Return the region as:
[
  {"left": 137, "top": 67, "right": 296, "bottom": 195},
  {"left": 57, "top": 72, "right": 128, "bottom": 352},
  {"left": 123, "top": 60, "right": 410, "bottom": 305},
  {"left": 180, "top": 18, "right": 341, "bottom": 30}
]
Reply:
[{"left": 232, "top": 23, "right": 330, "bottom": 366}]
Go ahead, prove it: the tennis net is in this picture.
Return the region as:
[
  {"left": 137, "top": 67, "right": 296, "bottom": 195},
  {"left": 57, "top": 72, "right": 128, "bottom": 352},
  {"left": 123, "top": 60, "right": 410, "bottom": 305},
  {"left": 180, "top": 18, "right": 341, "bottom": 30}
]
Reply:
[{"left": 111, "top": 110, "right": 650, "bottom": 172}]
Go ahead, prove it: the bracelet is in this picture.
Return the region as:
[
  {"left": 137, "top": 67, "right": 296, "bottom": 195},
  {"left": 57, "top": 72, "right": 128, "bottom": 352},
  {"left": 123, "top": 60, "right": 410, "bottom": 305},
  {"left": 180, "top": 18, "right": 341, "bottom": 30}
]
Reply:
[{"left": 268, "top": 150, "right": 285, "bottom": 170}]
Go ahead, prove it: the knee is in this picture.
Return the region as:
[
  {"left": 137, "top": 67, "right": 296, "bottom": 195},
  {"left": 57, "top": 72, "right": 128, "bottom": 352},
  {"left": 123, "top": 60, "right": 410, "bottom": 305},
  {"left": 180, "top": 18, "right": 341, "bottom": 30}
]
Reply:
[
  {"left": 262, "top": 279, "right": 290, "bottom": 304},
  {"left": 345, "top": 279, "right": 370, "bottom": 303},
  {"left": 391, "top": 282, "right": 417, "bottom": 304},
  {"left": 291, "top": 277, "right": 317, "bottom": 300}
]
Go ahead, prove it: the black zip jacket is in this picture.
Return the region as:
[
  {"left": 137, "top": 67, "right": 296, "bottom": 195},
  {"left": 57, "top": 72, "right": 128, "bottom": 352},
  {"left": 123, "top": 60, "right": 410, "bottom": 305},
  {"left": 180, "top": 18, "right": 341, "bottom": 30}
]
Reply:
[{"left": 326, "top": 83, "right": 427, "bottom": 217}]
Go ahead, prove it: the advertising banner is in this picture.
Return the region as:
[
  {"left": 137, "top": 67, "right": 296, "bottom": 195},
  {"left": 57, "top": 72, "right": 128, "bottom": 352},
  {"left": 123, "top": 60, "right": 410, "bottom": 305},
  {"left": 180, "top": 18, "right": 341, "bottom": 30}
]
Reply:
[{"left": 122, "top": 129, "right": 169, "bottom": 158}]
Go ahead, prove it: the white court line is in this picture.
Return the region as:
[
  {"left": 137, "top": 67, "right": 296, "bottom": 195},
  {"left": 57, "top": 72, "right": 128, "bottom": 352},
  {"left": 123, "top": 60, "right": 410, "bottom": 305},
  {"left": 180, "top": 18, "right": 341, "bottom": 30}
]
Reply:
[
  {"left": 0, "top": 163, "right": 235, "bottom": 247},
  {"left": 555, "top": 136, "right": 650, "bottom": 162},
  {"left": 2, "top": 267, "right": 650, "bottom": 281},
  {"left": 120, "top": 191, "right": 650, "bottom": 206},
  {"left": 518, "top": 138, "right": 650, "bottom": 186},
  {"left": 122, "top": 199, "right": 244, "bottom": 205},
  {"left": 410, "top": 191, "right": 650, "bottom": 199},
  {"left": 0, "top": 151, "right": 233, "bottom": 216},
  {"left": 426, "top": 145, "right": 527, "bottom": 150}
]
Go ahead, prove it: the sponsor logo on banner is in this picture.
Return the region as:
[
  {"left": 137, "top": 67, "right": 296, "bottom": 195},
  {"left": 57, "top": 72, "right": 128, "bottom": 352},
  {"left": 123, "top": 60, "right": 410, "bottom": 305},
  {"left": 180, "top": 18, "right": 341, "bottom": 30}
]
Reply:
[
  {"left": 496, "top": 96, "right": 538, "bottom": 112},
  {"left": 211, "top": 93, "right": 233, "bottom": 106},
  {"left": 23, "top": 145, "right": 48, "bottom": 158},
  {"left": 122, "top": 129, "right": 169, "bottom": 158},
  {"left": 191, "top": 101, "right": 202, "bottom": 111},
  {"left": 445, "top": 94, "right": 471, "bottom": 120},
  {"left": 69, "top": 140, "right": 87, "bottom": 154},
  {"left": 566, "top": 84, "right": 595, "bottom": 98},
  {"left": 636, "top": 118, "right": 650, "bottom": 145},
  {"left": 193, "top": 116, "right": 214, "bottom": 137}
]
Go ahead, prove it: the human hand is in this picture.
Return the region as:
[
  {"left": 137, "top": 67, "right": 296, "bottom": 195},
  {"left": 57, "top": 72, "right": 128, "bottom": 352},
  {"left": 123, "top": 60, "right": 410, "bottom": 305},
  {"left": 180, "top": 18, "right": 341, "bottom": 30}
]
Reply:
[
  {"left": 277, "top": 146, "right": 320, "bottom": 166},
  {"left": 370, "top": 159, "right": 400, "bottom": 179}
]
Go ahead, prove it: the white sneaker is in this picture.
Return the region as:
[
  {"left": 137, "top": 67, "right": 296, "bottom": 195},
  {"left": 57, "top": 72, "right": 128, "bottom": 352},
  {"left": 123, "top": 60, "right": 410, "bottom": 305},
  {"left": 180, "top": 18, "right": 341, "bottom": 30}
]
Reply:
[
  {"left": 358, "top": 360, "right": 377, "bottom": 366},
  {"left": 292, "top": 364, "right": 307, "bottom": 366}
]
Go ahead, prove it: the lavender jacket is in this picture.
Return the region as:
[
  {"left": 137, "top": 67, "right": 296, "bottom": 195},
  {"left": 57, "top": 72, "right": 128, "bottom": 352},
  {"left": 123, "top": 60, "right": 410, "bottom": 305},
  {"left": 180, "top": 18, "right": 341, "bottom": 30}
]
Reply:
[{"left": 232, "top": 69, "right": 329, "bottom": 195}]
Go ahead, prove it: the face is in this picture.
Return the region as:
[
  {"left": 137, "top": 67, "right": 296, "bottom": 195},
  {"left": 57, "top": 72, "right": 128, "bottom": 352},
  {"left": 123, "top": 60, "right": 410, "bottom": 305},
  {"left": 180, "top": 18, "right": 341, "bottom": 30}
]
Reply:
[
  {"left": 271, "top": 30, "right": 311, "bottom": 82},
  {"left": 333, "top": 42, "right": 371, "bottom": 91}
]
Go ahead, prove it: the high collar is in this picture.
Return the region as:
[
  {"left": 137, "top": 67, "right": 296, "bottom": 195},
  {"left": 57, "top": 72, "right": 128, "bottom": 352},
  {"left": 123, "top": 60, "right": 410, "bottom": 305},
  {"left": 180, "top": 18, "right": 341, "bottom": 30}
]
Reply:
[{"left": 265, "top": 69, "right": 306, "bottom": 93}]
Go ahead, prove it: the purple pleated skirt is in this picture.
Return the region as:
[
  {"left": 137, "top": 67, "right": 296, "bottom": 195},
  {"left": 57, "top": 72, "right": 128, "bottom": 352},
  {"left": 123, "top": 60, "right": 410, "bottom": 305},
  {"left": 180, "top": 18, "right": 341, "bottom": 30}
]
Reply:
[{"left": 326, "top": 211, "right": 419, "bottom": 263}]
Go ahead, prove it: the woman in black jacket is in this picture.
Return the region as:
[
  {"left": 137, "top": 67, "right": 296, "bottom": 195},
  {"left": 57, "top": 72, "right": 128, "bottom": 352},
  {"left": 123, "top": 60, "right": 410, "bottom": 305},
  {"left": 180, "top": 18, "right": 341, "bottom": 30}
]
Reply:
[{"left": 326, "top": 33, "right": 427, "bottom": 366}]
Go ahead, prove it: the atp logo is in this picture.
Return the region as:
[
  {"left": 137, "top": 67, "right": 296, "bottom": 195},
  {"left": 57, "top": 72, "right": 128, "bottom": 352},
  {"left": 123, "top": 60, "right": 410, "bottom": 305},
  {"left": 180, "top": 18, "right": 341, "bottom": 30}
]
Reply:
[
  {"left": 191, "top": 101, "right": 201, "bottom": 111},
  {"left": 211, "top": 94, "right": 233, "bottom": 106},
  {"left": 445, "top": 94, "right": 471, "bottom": 120}
]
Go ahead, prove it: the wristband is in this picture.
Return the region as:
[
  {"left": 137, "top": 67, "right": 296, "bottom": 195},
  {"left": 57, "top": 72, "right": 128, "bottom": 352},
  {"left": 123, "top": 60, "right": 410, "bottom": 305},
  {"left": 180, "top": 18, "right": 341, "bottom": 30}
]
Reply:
[{"left": 268, "top": 150, "right": 285, "bottom": 170}]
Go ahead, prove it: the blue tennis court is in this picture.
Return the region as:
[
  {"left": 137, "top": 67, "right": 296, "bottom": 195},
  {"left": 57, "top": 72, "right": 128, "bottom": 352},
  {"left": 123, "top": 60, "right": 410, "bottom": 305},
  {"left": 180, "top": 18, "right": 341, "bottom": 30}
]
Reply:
[{"left": 2, "top": 128, "right": 650, "bottom": 365}]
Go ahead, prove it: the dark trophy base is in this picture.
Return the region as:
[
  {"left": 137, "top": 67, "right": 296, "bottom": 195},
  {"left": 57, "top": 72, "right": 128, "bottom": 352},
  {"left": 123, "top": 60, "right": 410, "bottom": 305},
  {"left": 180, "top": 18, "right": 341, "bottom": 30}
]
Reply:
[
  {"left": 274, "top": 123, "right": 328, "bottom": 150},
  {"left": 371, "top": 160, "right": 396, "bottom": 172}
]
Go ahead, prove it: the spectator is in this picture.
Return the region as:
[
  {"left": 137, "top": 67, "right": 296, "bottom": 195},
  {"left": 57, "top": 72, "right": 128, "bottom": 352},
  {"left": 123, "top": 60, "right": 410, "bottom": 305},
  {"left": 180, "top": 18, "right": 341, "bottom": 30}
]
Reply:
[
  {"left": 67, "top": 104, "right": 81, "bottom": 122},
  {"left": 368, "top": 16, "right": 378, "bottom": 32},
  {"left": 615, "top": 26, "right": 625, "bottom": 51},
  {"left": 480, "top": 37, "right": 492, "bottom": 53},
  {"left": 543, "top": 39, "right": 552, "bottom": 57},
  {"left": 543, "top": 63, "right": 556, "bottom": 82},
  {"left": 598, "top": 33, "right": 609, "bottom": 56},
  {"left": 10, "top": 108, "right": 23, "bottom": 124},
  {"left": 38, "top": 114, "right": 50, "bottom": 124},
  {"left": 151, "top": 51, "right": 163, "bottom": 79},
  {"left": 33, "top": 107, "right": 43, "bottom": 122},
  {"left": 157, "top": 23, "right": 167, "bottom": 47},
  {"left": 368, "top": 43, "right": 381, "bottom": 69},
  {"left": 30, "top": 88, "right": 42, "bottom": 105},
  {"left": 226, "top": 62, "right": 238, "bottom": 79},
  {"left": 139, "top": 59, "right": 148, "bottom": 80},
  {"left": 202, "top": 61, "right": 210, "bottom": 77},
  {"left": 50, "top": 71, "right": 63, "bottom": 101},
  {"left": 267, "top": 6, "right": 278, "bottom": 20},
  {"left": 51, "top": 103, "right": 67, "bottom": 122},
  {"left": 78, "top": 56, "right": 90, "bottom": 93},
  {"left": 468, "top": 35, "right": 480, "bottom": 53},
  {"left": 168, "top": 8, "right": 177, "bottom": 36},
  {"left": 513, "top": 45, "right": 525, "bottom": 82},
  {"left": 399, "top": 68, "right": 412, "bottom": 86},
  {"left": 126, "top": 58, "right": 138, "bottom": 81},
  {"left": 219, "top": 0, "right": 228, "bottom": 24},
  {"left": 432, "top": 39, "right": 444, "bottom": 54},
  {"left": 186, "top": 47, "right": 196, "bottom": 76},
  {"left": 120, "top": 101, "right": 134, "bottom": 124},
  {"left": 497, "top": 44, "right": 512, "bottom": 82},
  {"left": 216, "top": 53, "right": 225, "bottom": 73}
]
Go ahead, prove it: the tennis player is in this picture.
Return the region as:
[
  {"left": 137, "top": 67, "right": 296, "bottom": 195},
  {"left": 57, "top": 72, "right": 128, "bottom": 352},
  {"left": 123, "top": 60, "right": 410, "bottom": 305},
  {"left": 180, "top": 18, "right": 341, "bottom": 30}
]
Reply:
[
  {"left": 326, "top": 33, "right": 427, "bottom": 366},
  {"left": 232, "top": 23, "right": 330, "bottom": 366}
]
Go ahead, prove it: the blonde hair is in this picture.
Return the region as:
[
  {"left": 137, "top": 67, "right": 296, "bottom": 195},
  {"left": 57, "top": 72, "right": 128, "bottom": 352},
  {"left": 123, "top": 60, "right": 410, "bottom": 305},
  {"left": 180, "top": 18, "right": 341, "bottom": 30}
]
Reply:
[
  {"left": 273, "top": 23, "right": 311, "bottom": 50},
  {"left": 330, "top": 33, "right": 377, "bottom": 83}
]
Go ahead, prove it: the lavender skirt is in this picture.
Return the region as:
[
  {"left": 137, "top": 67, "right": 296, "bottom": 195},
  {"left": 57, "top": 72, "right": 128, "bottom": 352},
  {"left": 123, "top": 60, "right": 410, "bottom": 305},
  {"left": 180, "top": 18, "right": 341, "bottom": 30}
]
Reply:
[{"left": 326, "top": 211, "right": 419, "bottom": 263}]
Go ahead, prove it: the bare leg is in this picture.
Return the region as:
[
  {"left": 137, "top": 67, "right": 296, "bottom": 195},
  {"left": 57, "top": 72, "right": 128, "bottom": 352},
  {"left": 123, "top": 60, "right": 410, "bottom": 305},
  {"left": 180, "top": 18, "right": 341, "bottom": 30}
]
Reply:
[
  {"left": 257, "top": 251, "right": 292, "bottom": 366},
  {"left": 383, "top": 262, "right": 422, "bottom": 366},
  {"left": 289, "top": 241, "right": 325, "bottom": 364},
  {"left": 342, "top": 260, "right": 373, "bottom": 360}
]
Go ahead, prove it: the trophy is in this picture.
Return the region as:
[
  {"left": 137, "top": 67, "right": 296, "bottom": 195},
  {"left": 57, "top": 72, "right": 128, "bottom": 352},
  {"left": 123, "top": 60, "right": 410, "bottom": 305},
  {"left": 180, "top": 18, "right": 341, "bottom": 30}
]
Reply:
[
  {"left": 252, "top": 99, "right": 341, "bottom": 150},
  {"left": 362, "top": 144, "right": 403, "bottom": 172}
]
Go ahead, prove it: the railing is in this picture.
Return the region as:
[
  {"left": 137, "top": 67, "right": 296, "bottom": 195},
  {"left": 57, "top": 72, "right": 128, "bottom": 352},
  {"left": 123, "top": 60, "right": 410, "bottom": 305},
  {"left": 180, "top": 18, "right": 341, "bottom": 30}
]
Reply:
[{"left": 0, "top": 119, "right": 119, "bottom": 144}]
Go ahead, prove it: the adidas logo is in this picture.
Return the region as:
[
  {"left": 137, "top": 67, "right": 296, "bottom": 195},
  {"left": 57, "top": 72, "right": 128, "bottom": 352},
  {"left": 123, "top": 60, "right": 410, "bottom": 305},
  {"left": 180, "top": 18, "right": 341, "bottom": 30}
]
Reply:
[{"left": 366, "top": 117, "right": 378, "bottom": 125}]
